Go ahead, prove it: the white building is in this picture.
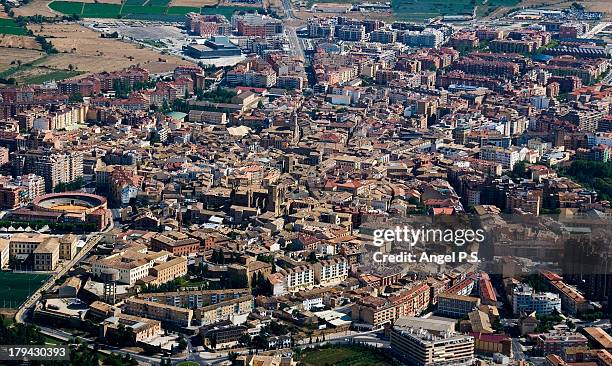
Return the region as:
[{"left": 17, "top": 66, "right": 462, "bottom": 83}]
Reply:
[
  {"left": 479, "top": 145, "right": 520, "bottom": 170},
  {"left": 512, "top": 283, "right": 561, "bottom": 315},
  {"left": 314, "top": 257, "right": 348, "bottom": 286},
  {"left": 390, "top": 317, "right": 474, "bottom": 366},
  {"left": 280, "top": 265, "right": 314, "bottom": 293}
]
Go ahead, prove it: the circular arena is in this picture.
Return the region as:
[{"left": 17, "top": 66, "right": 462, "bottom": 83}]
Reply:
[{"left": 32, "top": 192, "right": 108, "bottom": 215}]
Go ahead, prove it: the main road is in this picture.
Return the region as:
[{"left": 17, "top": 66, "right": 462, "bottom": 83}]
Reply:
[{"left": 281, "top": 0, "right": 304, "bottom": 60}]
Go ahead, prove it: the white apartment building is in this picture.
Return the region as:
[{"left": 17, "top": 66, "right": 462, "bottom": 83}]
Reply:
[
  {"left": 314, "top": 257, "right": 348, "bottom": 286},
  {"left": 390, "top": 319, "right": 474, "bottom": 366},
  {"left": 280, "top": 265, "right": 314, "bottom": 293},
  {"left": 512, "top": 283, "right": 561, "bottom": 315},
  {"left": 479, "top": 145, "right": 520, "bottom": 170}
]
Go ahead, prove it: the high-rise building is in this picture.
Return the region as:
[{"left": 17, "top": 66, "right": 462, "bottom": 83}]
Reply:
[{"left": 11, "top": 150, "right": 83, "bottom": 192}]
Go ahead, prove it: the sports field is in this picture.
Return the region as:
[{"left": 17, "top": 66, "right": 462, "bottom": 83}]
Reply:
[
  {"left": 48, "top": 0, "right": 260, "bottom": 20},
  {"left": 0, "top": 272, "right": 50, "bottom": 309}
]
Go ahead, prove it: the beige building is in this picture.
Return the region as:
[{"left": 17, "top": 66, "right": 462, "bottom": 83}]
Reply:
[
  {"left": 33, "top": 237, "right": 60, "bottom": 271},
  {"left": 100, "top": 313, "right": 162, "bottom": 344},
  {"left": 150, "top": 256, "right": 188, "bottom": 285},
  {"left": 9, "top": 234, "right": 61, "bottom": 271},
  {"left": 197, "top": 295, "right": 253, "bottom": 325},
  {"left": 59, "top": 234, "right": 78, "bottom": 260},
  {"left": 123, "top": 297, "right": 193, "bottom": 327},
  {"left": 313, "top": 257, "right": 348, "bottom": 286},
  {"left": 279, "top": 265, "right": 314, "bottom": 293}
]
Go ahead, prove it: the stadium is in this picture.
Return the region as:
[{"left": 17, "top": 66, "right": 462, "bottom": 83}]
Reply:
[{"left": 32, "top": 192, "right": 108, "bottom": 214}]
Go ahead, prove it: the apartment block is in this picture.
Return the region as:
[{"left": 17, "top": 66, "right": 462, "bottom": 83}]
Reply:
[
  {"left": 391, "top": 317, "right": 474, "bottom": 366},
  {"left": 149, "top": 256, "right": 188, "bottom": 285},
  {"left": 479, "top": 145, "right": 520, "bottom": 170},
  {"left": 123, "top": 297, "right": 193, "bottom": 327},
  {"left": 437, "top": 293, "right": 481, "bottom": 318},
  {"left": 512, "top": 283, "right": 561, "bottom": 315},
  {"left": 197, "top": 295, "right": 254, "bottom": 325},
  {"left": 313, "top": 257, "right": 348, "bottom": 286}
]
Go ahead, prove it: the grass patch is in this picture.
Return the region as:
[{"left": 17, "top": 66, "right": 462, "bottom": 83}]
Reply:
[
  {"left": 300, "top": 345, "right": 398, "bottom": 366},
  {"left": 82, "top": 3, "right": 122, "bottom": 17},
  {"left": 48, "top": 1, "right": 259, "bottom": 19},
  {"left": 390, "top": 0, "right": 519, "bottom": 20},
  {"left": 49, "top": 1, "right": 84, "bottom": 15},
  {"left": 122, "top": 4, "right": 167, "bottom": 14},
  {"left": 200, "top": 5, "right": 258, "bottom": 19},
  {"left": 176, "top": 362, "right": 199, "bottom": 366},
  {"left": 22, "top": 70, "right": 82, "bottom": 85},
  {"left": 148, "top": 0, "right": 171, "bottom": 6},
  {"left": 0, "top": 272, "right": 50, "bottom": 309},
  {"left": 0, "top": 18, "right": 29, "bottom": 35},
  {"left": 167, "top": 5, "right": 199, "bottom": 14}
]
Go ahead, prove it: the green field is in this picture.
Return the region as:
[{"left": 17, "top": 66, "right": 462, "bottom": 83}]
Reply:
[
  {"left": 0, "top": 272, "right": 50, "bottom": 309},
  {"left": 22, "top": 70, "right": 82, "bottom": 85},
  {"left": 300, "top": 346, "right": 398, "bottom": 366},
  {"left": 391, "top": 0, "right": 520, "bottom": 20},
  {"left": 0, "top": 18, "right": 29, "bottom": 36},
  {"left": 49, "top": 1, "right": 261, "bottom": 20}
]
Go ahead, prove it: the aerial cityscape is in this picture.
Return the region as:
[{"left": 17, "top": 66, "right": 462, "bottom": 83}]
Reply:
[{"left": 0, "top": 0, "right": 610, "bottom": 364}]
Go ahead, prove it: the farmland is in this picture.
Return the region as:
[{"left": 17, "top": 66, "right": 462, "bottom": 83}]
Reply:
[
  {"left": 0, "top": 272, "right": 50, "bottom": 309},
  {"left": 391, "top": 0, "right": 520, "bottom": 20},
  {"left": 0, "top": 18, "right": 29, "bottom": 35},
  {"left": 0, "top": 48, "right": 44, "bottom": 72},
  {"left": 26, "top": 23, "right": 193, "bottom": 74},
  {"left": 48, "top": 0, "right": 261, "bottom": 19}
]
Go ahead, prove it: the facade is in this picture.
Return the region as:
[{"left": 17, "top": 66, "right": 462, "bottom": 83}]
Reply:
[
  {"left": 183, "top": 36, "right": 241, "bottom": 59},
  {"left": 313, "top": 257, "right": 348, "bottom": 286},
  {"left": 437, "top": 294, "right": 481, "bottom": 318},
  {"left": 123, "top": 298, "right": 193, "bottom": 327},
  {"left": 150, "top": 231, "right": 200, "bottom": 256},
  {"left": 11, "top": 150, "right": 83, "bottom": 192},
  {"left": 279, "top": 265, "right": 314, "bottom": 293},
  {"left": 234, "top": 14, "right": 283, "bottom": 37},
  {"left": 512, "top": 283, "right": 562, "bottom": 315},
  {"left": 403, "top": 29, "right": 444, "bottom": 48},
  {"left": 137, "top": 289, "right": 250, "bottom": 309},
  {"left": 9, "top": 234, "right": 63, "bottom": 271},
  {"left": 390, "top": 320, "right": 474, "bottom": 366},
  {"left": 149, "top": 256, "right": 188, "bottom": 285},
  {"left": 197, "top": 295, "right": 254, "bottom": 325},
  {"left": 479, "top": 145, "right": 520, "bottom": 170}
]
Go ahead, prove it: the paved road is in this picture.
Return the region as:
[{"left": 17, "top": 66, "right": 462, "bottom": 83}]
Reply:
[
  {"left": 280, "top": 0, "right": 304, "bottom": 60},
  {"left": 582, "top": 21, "right": 610, "bottom": 39},
  {"left": 511, "top": 338, "right": 526, "bottom": 360},
  {"left": 15, "top": 234, "right": 103, "bottom": 323}
]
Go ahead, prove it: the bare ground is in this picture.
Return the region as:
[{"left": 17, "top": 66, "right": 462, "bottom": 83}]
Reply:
[
  {"left": 12, "top": 0, "right": 58, "bottom": 17},
  {"left": 27, "top": 23, "right": 195, "bottom": 75},
  {"left": 0, "top": 48, "right": 45, "bottom": 72}
]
